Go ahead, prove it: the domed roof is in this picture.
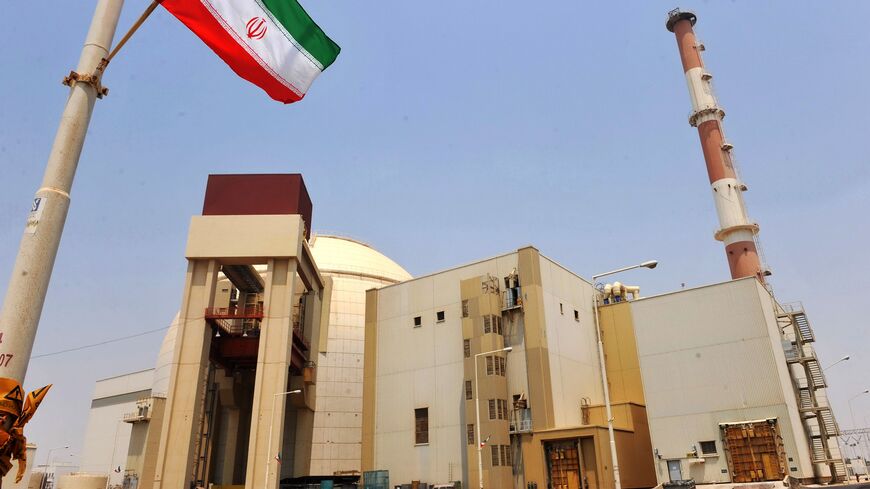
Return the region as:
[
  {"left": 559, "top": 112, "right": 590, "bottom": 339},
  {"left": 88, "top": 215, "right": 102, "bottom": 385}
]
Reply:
[
  {"left": 151, "top": 313, "right": 180, "bottom": 395},
  {"left": 309, "top": 234, "right": 412, "bottom": 283}
]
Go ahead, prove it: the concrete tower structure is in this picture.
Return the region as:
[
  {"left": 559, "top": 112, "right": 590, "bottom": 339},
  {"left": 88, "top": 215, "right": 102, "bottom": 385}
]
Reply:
[
  {"left": 151, "top": 174, "right": 326, "bottom": 489},
  {"left": 666, "top": 9, "right": 766, "bottom": 282}
]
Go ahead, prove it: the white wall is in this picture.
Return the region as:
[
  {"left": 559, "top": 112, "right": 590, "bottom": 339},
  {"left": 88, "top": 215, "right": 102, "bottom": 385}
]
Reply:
[
  {"left": 372, "top": 253, "right": 520, "bottom": 485},
  {"left": 371, "top": 250, "right": 609, "bottom": 485},
  {"left": 79, "top": 369, "right": 153, "bottom": 487},
  {"left": 310, "top": 273, "right": 392, "bottom": 475},
  {"left": 630, "top": 278, "right": 814, "bottom": 483},
  {"left": 538, "top": 256, "right": 602, "bottom": 427}
]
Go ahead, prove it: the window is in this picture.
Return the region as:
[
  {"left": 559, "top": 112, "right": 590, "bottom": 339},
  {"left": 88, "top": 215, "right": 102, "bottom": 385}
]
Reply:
[
  {"left": 436, "top": 310, "right": 445, "bottom": 322},
  {"left": 414, "top": 408, "right": 428, "bottom": 444},
  {"left": 574, "top": 309, "right": 579, "bottom": 322},
  {"left": 503, "top": 445, "right": 512, "bottom": 467},
  {"left": 464, "top": 339, "right": 471, "bottom": 358},
  {"left": 483, "top": 315, "right": 502, "bottom": 335},
  {"left": 699, "top": 440, "right": 717, "bottom": 455},
  {"left": 467, "top": 424, "right": 475, "bottom": 445},
  {"left": 491, "top": 445, "right": 501, "bottom": 466},
  {"left": 465, "top": 380, "right": 473, "bottom": 400},
  {"left": 462, "top": 300, "right": 469, "bottom": 318},
  {"left": 486, "top": 356, "right": 506, "bottom": 376},
  {"left": 413, "top": 316, "right": 422, "bottom": 328},
  {"left": 490, "top": 399, "right": 508, "bottom": 420}
]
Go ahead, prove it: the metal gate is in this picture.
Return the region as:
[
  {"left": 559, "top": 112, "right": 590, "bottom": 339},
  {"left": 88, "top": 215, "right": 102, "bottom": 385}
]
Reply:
[
  {"left": 721, "top": 420, "right": 786, "bottom": 483},
  {"left": 546, "top": 440, "right": 582, "bottom": 489}
]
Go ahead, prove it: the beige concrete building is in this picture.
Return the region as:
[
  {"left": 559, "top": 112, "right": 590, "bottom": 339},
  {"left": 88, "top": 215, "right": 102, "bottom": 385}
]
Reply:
[
  {"left": 362, "top": 246, "right": 656, "bottom": 489},
  {"left": 79, "top": 175, "right": 416, "bottom": 489},
  {"left": 141, "top": 174, "right": 328, "bottom": 489},
  {"left": 307, "top": 235, "right": 412, "bottom": 475},
  {"left": 599, "top": 277, "right": 843, "bottom": 486},
  {"left": 80, "top": 369, "right": 155, "bottom": 487}
]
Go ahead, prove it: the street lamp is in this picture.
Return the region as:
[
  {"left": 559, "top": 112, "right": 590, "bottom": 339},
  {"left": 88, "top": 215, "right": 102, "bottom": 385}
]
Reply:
[
  {"left": 591, "top": 260, "right": 658, "bottom": 489},
  {"left": 823, "top": 355, "right": 850, "bottom": 372},
  {"left": 474, "top": 346, "right": 512, "bottom": 489},
  {"left": 849, "top": 389, "right": 870, "bottom": 429},
  {"left": 41, "top": 446, "right": 69, "bottom": 489},
  {"left": 264, "top": 389, "right": 302, "bottom": 489}
]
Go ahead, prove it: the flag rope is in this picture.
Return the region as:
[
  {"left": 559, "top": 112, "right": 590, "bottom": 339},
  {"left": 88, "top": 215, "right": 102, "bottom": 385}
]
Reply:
[{"left": 95, "top": 0, "right": 164, "bottom": 77}]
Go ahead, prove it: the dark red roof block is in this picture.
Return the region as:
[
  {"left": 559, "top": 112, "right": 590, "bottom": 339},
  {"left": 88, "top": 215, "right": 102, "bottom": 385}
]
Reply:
[{"left": 202, "top": 174, "right": 313, "bottom": 238}]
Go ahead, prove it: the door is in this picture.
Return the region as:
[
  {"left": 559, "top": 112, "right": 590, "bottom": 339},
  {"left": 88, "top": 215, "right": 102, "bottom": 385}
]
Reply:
[
  {"left": 667, "top": 460, "right": 682, "bottom": 482},
  {"left": 546, "top": 440, "right": 581, "bottom": 489},
  {"left": 722, "top": 421, "right": 786, "bottom": 482}
]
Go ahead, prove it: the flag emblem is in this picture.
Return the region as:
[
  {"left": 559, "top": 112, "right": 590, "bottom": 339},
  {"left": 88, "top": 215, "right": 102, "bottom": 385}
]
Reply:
[
  {"left": 246, "top": 17, "right": 267, "bottom": 40},
  {"left": 162, "top": 0, "right": 341, "bottom": 103}
]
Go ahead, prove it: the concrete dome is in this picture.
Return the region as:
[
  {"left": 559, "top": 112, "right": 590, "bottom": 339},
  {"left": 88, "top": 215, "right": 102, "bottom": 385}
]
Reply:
[
  {"left": 309, "top": 235, "right": 412, "bottom": 283},
  {"left": 151, "top": 313, "right": 180, "bottom": 395}
]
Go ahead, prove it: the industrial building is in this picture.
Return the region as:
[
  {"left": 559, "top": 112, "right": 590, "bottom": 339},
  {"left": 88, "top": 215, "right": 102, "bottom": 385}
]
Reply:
[
  {"left": 598, "top": 278, "right": 841, "bottom": 485},
  {"left": 79, "top": 177, "right": 413, "bottom": 489},
  {"left": 71, "top": 8, "right": 849, "bottom": 489},
  {"left": 360, "top": 253, "right": 841, "bottom": 488},
  {"left": 362, "top": 247, "right": 656, "bottom": 489}
]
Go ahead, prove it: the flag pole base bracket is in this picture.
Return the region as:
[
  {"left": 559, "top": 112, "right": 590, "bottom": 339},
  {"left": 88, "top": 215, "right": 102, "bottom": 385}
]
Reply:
[{"left": 62, "top": 67, "right": 109, "bottom": 99}]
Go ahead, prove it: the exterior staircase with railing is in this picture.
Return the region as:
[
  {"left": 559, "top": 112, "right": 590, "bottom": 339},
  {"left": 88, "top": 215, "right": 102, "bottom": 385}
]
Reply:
[{"left": 778, "top": 303, "right": 846, "bottom": 482}]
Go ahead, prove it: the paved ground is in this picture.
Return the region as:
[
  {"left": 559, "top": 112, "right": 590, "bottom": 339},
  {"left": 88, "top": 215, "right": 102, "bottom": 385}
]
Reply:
[{"left": 838, "top": 483, "right": 870, "bottom": 489}]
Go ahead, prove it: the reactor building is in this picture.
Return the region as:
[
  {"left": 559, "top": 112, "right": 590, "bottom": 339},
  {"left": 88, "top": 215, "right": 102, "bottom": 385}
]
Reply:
[{"left": 74, "top": 8, "right": 847, "bottom": 489}]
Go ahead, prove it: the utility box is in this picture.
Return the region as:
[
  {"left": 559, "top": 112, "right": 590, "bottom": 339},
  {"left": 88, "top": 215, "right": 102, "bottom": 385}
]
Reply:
[{"left": 363, "top": 471, "right": 389, "bottom": 489}]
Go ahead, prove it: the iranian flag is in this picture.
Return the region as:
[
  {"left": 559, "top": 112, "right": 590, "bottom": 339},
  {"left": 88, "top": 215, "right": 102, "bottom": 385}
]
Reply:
[{"left": 162, "top": 0, "right": 340, "bottom": 103}]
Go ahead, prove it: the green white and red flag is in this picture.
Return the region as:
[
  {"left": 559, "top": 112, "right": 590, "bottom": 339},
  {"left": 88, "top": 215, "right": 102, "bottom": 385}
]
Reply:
[{"left": 162, "top": 0, "right": 340, "bottom": 103}]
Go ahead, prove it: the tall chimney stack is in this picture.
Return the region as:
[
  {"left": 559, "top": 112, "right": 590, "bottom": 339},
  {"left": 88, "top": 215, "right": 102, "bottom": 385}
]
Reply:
[{"left": 666, "top": 9, "right": 766, "bottom": 282}]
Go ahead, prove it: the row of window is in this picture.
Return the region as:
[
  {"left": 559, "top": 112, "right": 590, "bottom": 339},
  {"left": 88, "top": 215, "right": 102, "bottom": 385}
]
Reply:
[
  {"left": 491, "top": 444, "right": 513, "bottom": 467},
  {"left": 488, "top": 399, "right": 509, "bottom": 420},
  {"left": 413, "top": 311, "right": 506, "bottom": 332},
  {"left": 558, "top": 303, "right": 581, "bottom": 323},
  {"left": 486, "top": 355, "right": 506, "bottom": 376},
  {"left": 483, "top": 315, "right": 503, "bottom": 335},
  {"left": 464, "top": 426, "right": 513, "bottom": 467},
  {"left": 413, "top": 311, "right": 446, "bottom": 328}
]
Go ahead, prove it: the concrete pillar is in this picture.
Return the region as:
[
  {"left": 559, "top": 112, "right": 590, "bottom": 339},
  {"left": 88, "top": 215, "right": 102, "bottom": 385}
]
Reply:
[
  {"left": 152, "top": 259, "right": 219, "bottom": 489},
  {"left": 245, "top": 258, "right": 299, "bottom": 489},
  {"left": 135, "top": 397, "right": 166, "bottom": 489},
  {"left": 212, "top": 373, "right": 241, "bottom": 485}
]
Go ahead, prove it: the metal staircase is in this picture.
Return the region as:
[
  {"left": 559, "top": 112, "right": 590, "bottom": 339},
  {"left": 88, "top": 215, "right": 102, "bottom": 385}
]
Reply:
[{"left": 778, "top": 304, "right": 846, "bottom": 482}]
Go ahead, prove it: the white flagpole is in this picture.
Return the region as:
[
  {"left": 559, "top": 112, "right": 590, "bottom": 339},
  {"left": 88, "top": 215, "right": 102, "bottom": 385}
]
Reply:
[{"left": 0, "top": 0, "right": 125, "bottom": 383}]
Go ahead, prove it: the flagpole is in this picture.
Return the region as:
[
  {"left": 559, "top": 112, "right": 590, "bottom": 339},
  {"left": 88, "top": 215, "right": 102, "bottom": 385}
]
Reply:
[{"left": 0, "top": 0, "right": 125, "bottom": 384}]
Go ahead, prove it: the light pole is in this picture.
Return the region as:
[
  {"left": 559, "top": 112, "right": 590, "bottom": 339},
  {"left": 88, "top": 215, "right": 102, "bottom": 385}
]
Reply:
[
  {"left": 823, "top": 355, "right": 850, "bottom": 372},
  {"left": 41, "top": 445, "right": 69, "bottom": 489},
  {"left": 849, "top": 389, "right": 870, "bottom": 429},
  {"left": 264, "top": 389, "right": 302, "bottom": 489},
  {"left": 592, "top": 260, "right": 657, "bottom": 489},
  {"left": 474, "top": 346, "right": 512, "bottom": 489}
]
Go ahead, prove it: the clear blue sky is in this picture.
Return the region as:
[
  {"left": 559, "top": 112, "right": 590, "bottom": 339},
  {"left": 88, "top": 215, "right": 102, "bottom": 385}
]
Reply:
[{"left": 1, "top": 0, "right": 868, "bottom": 465}]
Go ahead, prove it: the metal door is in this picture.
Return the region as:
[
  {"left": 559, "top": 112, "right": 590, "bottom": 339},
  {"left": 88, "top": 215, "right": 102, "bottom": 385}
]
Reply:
[
  {"left": 667, "top": 460, "right": 682, "bottom": 482},
  {"left": 546, "top": 440, "right": 581, "bottom": 489},
  {"left": 722, "top": 421, "right": 786, "bottom": 482}
]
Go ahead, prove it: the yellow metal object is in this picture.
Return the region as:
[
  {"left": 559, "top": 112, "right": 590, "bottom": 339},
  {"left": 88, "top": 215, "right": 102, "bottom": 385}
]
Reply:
[{"left": 0, "top": 379, "right": 51, "bottom": 483}]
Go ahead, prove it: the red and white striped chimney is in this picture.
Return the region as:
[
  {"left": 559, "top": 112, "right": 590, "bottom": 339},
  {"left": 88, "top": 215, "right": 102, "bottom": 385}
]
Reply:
[{"left": 666, "top": 9, "right": 766, "bottom": 282}]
